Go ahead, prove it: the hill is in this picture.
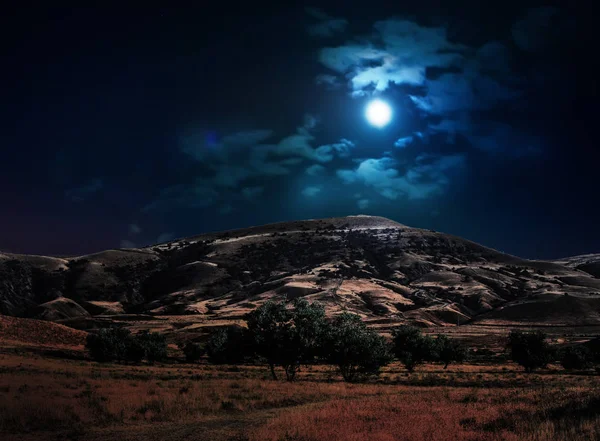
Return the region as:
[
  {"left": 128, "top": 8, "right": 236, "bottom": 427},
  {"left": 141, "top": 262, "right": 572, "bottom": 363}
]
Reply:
[
  {"left": 1, "top": 215, "right": 599, "bottom": 339},
  {"left": 0, "top": 314, "right": 87, "bottom": 348}
]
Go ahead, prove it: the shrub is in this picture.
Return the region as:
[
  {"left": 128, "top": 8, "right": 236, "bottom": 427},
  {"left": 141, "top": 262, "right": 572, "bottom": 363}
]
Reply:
[
  {"left": 391, "top": 326, "right": 437, "bottom": 372},
  {"left": 322, "top": 312, "right": 392, "bottom": 382},
  {"left": 560, "top": 346, "right": 593, "bottom": 370},
  {"left": 181, "top": 341, "right": 204, "bottom": 363},
  {"left": 507, "top": 331, "right": 554, "bottom": 373}
]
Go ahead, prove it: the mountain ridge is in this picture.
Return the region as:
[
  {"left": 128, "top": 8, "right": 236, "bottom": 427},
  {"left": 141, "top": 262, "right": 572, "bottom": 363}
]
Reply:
[{"left": 1, "top": 216, "right": 599, "bottom": 336}]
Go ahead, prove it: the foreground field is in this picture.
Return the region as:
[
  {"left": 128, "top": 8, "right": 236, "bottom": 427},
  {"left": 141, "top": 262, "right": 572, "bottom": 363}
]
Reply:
[{"left": 1, "top": 350, "right": 599, "bottom": 441}]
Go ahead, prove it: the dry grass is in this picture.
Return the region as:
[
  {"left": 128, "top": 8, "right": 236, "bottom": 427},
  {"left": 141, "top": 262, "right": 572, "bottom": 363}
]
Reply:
[{"left": 0, "top": 352, "right": 598, "bottom": 441}]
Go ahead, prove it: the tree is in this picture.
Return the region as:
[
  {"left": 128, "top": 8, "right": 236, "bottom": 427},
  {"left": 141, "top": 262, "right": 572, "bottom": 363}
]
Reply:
[
  {"left": 86, "top": 328, "right": 132, "bottom": 362},
  {"left": 322, "top": 312, "right": 392, "bottom": 382},
  {"left": 507, "top": 331, "right": 553, "bottom": 373},
  {"left": 560, "top": 346, "right": 593, "bottom": 370},
  {"left": 584, "top": 337, "right": 600, "bottom": 363},
  {"left": 392, "top": 326, "right": 437, "bottom": 372},
  {"left": 206, "top": 326, "right": 251, "bottom": 365},
  {"left": 246, "top": 299, "right": 328, "bottom": 381},
  {"left": 435, "top": 334, "right": 468, "bottom": 369},
  {"left": 181, "top": 341, "right": 205, "bottom": 363},
  {"left": 124, "top": 334, "right": 146, "bottom": 363},
  {"left": 136, "top": 331, "right": 168, "bottom": 363}
]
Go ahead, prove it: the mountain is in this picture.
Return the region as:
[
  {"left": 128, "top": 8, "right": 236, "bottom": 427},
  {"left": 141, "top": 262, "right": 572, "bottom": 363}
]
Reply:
[
  {"left": 1, "top": 216, "right": 600, "bottom": 337},
  {"left": 554, "top": 254, "right": 600, "bottom": 279}
]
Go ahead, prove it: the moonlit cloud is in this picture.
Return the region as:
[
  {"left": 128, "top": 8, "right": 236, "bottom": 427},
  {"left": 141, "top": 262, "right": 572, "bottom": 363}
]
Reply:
[
  {"left": 319, "top": 19, "right": 465, "bottom": 95},
  {"left": 357, "top": 199, "right": 370, "bottom": 209},
  {"left": 305, "top": 164, "right": 326, "bottom": 176},
  {"left": 302, "top": 186, "right": 322, "bottom": 197},
  {"left": 337, "top": 154, "right": 465, "bottom": 200}
]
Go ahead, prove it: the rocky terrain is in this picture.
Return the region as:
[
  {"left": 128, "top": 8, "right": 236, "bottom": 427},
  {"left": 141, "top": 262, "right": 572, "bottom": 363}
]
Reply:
[{"left": 1, "top": 215, "right": 600, "bottom": 340}]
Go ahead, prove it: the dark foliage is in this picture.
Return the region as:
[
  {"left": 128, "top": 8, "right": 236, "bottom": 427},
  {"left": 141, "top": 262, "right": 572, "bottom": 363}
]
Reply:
[
  {"left": 180, "top": 341, "right": 205, "bottom": 363},
  {"left": 392, "top": 326, "right": 437, "bottom": 372},
  {"left": 206, "top": 326, "right": 252, "bottom": 365},
  {"left": 86, "top": 328, "right": 167, "bottom": 363},
  {"left": 560, "top": 346, "right": 593, "bottom": 370},
  {"left": 507, "top": 331, "right": 554, "bottom": 373},
  {"left": 136, "top": 331, "right": 168, "bottom": 363},
  {"left": 435, "top": 334, "right": 468, "bottom": 369},
  {"left": 322, "top": 312, "right": 392, "bottom": 382},
  {"left": 246, "top": 299, "right": 328, "bottom": 381}
]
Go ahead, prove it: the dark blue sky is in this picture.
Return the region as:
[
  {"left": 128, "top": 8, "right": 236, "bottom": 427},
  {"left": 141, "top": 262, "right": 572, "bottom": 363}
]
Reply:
[{"left": 0, "top": 1, "right": 597, "bottom": 259}]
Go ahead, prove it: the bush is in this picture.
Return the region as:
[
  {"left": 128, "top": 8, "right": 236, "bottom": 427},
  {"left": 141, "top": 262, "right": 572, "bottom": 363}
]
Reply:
[
  {"left": 560, "top": 346, "right": 593, "bottom": 370},
  {"left": 435, "top": 334, "right": 468, "bottom": 369},
  {"left": 507, "top": 331, "right": 553, "bottom": 373},
  {"left": 322, "top": 312, "right": 392, "bottom": 382},
  {"left": 392, "top": 326, "right": 437, "bottom": 372},
  {"left": 181, "top": 341, "right": 204, "bottom": 363}
]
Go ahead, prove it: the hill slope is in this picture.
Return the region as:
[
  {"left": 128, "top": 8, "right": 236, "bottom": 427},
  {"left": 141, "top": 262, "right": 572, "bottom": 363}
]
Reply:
[{"left": 1, "top": 216, "right": 599, "bottom": 333}]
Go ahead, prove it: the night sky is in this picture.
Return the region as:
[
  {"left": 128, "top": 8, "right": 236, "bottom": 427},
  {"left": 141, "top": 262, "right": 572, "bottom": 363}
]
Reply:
[{"left": 1, "top": 2, "right": 597, "bottom": 259}]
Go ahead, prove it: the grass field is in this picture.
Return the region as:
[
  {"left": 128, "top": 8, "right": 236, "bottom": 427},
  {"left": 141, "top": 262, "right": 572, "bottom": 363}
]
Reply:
[{"left": 1, "top": 348, "right": 599, "bottom": 441}]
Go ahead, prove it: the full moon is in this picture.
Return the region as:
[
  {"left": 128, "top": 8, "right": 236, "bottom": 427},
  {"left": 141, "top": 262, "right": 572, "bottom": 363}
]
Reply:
[{"left": 365, "top": 99, "right": 392, "bottom": 128}]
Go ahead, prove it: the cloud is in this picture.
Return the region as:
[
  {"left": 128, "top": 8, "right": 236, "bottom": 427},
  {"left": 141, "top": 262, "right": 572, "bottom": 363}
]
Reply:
[
  {"left": 316, "top": 16, "right": 536, "bottom": 158},
  {"left": 120, "top": 240, "right": 136, "bottom": 248},
  {"left": 318, "top": 19, "right": 465, "bottom": 96},
  {"left": 65, "top": 178, "right": 103, "bottom": 202},
  {"left": 512, "top": 7, "right": 559, "bottom": 52},
  {"left": 316, "top": 74, "right": 342, "bottom": 89},
  {"left": 305, "top": 164, "right": 326, "bottom": 176},
  {"left": 314, "top": 138, "right": 355, "bottom": 161},
  {"left": 409, "top": 72, "right": 520, "bottom": 114},
  {"left": 302, "top": 186, "right": 322, "bottom": 197},
  {"left": 129, "top": 224, "right": 142, "bottom": 234},
  {"left": 337, "top": 154, "right": 465, "bottom": 200},
  {"left": 357, "top": 199, "right": 370, "bottom": 209},
  {"left": 306, "top": 7, "right": 348, "bottom": 38}
]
